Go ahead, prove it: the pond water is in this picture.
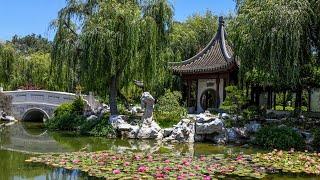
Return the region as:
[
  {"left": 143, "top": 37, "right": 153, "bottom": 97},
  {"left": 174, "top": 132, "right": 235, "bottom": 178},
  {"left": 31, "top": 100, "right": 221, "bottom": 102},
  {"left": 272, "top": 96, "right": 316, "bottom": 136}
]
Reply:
[{"left": 0, "top": 122, "right": 318, "bottom": 179}]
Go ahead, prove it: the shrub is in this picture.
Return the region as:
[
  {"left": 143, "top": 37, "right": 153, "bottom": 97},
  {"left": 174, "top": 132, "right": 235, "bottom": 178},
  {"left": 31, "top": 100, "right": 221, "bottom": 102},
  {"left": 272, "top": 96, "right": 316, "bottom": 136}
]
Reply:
[
  {"left": 253, "top": 126, "right": 305, "bottom": 150},
  {"left": 220, "top": 86, "right": 249, "bottom": 115},
  {"left": 154, "top": 90, "right": 187, "bottom": 128},
  {"left": 46, "top": 113, "right": 85, "bottom": 131},
  {"left": 54, "top": 103, "right": 74, "bottom": 117},
  {"left": 312, "top": 129, "right": 320, "bottom": 150},
  {"left": 89, "top": 114, "right": 116, "bottom": 137},
  {"left": 72, "top": 96, "right": 85, "bottom": 115},
  {"left": 46, "top": 96, "right": 86, "bottom": 131}
]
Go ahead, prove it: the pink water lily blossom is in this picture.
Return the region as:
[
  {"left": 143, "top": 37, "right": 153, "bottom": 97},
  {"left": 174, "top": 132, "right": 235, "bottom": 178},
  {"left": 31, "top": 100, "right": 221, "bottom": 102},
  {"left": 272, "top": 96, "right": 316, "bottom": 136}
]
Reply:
[
  {"left": 113, "top": 169, "right": 121, "bottom": 174},
  {"left": 72, "top": 159, "right": 80, "bottom": 164},
  {"left": 124, "top": 161, "right": 130, "bottom": 166},
  {"left": 163, "top": 166, "right": 171, "bottom": 172},
  {"left": 138, "top": 165, "right": 148, "bottom": 173}
]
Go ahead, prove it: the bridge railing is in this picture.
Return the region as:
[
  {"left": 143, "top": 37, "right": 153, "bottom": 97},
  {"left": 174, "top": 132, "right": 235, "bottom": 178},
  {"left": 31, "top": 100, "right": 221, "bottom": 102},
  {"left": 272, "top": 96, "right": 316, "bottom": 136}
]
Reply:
[{"left": 3, "top": 90, "right": 76, "bottom": 105}]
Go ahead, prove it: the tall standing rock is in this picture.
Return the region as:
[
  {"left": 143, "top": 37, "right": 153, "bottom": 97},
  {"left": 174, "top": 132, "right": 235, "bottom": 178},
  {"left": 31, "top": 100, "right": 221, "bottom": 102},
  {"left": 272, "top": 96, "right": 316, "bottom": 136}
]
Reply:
[{"left": 0, "top": 92, "right": 12, "bottom": 115}]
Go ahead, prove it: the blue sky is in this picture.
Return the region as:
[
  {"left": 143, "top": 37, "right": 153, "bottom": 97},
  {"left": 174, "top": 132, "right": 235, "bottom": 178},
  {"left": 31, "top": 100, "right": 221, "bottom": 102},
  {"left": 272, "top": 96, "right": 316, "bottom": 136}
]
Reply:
[{"left": 0, "top": 0, "right": 235, "bottom": 41}]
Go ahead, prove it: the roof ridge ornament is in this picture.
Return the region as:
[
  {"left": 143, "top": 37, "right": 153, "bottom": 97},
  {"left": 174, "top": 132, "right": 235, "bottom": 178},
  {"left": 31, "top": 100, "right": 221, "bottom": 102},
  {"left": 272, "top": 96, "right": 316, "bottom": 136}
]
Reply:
[{"left": 219, "top": 16, "right": 225, "bottom": 26}]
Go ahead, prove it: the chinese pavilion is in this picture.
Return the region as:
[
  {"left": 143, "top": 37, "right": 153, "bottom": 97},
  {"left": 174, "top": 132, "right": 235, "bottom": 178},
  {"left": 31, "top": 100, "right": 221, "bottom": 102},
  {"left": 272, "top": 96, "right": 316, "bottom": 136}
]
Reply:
[{"left": 170, "top": 17, "right": 238, "bottom": 113}]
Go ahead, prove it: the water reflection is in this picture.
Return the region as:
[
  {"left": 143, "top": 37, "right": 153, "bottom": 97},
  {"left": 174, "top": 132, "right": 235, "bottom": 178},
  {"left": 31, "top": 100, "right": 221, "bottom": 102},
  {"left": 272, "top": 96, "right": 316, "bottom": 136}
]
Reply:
[{"left": 0, "top": 122, "right": 265, "bottom": 179}]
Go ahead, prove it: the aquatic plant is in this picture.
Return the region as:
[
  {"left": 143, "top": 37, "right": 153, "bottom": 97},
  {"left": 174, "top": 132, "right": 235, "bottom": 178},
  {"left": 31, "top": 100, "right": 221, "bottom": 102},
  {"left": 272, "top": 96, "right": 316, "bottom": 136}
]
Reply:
[{"left": 25, "top": 149, "right": 320, "bottom": 179}]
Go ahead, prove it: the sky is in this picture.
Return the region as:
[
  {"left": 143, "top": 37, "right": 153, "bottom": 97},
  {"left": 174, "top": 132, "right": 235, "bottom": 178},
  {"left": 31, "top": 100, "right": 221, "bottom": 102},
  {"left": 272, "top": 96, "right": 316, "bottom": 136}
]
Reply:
[{"left": 0, "top": 0, "right": 235, "bottom": 41}]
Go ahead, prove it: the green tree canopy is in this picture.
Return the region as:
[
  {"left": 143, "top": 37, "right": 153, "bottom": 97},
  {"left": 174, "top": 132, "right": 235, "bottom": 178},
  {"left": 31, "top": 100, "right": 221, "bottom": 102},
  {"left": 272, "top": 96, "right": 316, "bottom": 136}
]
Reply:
[
  {"left": 231, "top": 0, "right": 313, "bottom": 90},
  {"left": 51, "top": 0, "right": 173, "bottom": 115}
]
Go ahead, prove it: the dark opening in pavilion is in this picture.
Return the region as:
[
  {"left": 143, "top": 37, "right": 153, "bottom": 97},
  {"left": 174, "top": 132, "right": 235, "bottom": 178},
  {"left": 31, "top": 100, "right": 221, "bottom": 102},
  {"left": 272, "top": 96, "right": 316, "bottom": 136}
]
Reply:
[{"left": 170, "top": 17, "right": 238, "bottom": 113}]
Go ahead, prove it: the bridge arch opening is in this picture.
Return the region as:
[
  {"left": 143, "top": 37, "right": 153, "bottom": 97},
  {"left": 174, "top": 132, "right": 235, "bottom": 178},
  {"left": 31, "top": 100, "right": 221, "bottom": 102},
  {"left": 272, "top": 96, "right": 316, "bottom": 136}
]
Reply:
[{"left": 22, "top": 108, "right": 49, "bottom": 122}]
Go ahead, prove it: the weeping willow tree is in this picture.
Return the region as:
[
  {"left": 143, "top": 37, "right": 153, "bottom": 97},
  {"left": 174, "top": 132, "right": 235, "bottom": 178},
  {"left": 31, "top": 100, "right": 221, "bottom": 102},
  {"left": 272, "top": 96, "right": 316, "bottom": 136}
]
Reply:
[
  {"left": 0, "top": 44, "right": 15, "bottom": 89},
  {"left": 230, "top": 0, "right": 314, "bottom": 110},
  {"left": 50, "top": 0, "right": 173, "bottom": 115}
]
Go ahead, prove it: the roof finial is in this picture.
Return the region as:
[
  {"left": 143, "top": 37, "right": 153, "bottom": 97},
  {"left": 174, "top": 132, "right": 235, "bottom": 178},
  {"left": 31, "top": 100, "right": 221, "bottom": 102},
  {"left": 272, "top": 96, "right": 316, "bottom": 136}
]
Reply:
[{"left": 219, "top": 16, "right": 224, "bottom": 26}]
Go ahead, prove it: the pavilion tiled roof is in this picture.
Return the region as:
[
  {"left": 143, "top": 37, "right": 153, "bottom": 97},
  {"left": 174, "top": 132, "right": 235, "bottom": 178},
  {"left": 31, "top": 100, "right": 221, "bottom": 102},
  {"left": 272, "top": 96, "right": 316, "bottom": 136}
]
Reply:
[{"left": 169, "top": 17, "right": 236, "bottom": 74}]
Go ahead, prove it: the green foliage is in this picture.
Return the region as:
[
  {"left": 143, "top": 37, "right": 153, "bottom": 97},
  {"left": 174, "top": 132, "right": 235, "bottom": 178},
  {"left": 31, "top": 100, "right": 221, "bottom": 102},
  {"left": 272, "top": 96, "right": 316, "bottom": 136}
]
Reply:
[
  {"left": 46, "top": 113, "right": 85, "bottom": 131},
  {"left": 312, "top": 129, "right": 320, "bottom": 149},
  {"left": 72, "top": 96, "right": 85, "bottom": 115},
  {"left": 220, "top": 86, "right": 249, "bottom": 114},
  {"left": 154, "top": 90, "right": 187, "bottom": 128},
  {"left": 46, "top": 97, "right": 85, "bottom": 131},
  {"left": 89, "top": 114, "right": 116, "bottom": 137},
  {"left": 54, "top": 103, "right": 74, "bottom": 117},
  {"left": 253, "top": 126, "right": 305, "bottom": 150},
  {"left": 51, "top": 0, "right": 174, "bottom": 114},
  {"left": 53, "top": 96, "right": 85, "bottom": 117},
  {"left": 230, "top": 0, "right": 316, "bottom": 90},
  {"left": 170, "top": 11, "right": 218, "bottom": 62},
  {"left": 275, "top": 105, "right": 307, "bottom": 112},
  {"left": 11, "top": 34, "right": 52, "bottom": 54}
]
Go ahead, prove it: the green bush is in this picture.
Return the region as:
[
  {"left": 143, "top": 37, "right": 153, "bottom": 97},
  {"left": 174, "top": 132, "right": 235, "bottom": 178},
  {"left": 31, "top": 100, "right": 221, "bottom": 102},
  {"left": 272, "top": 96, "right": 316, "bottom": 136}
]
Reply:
[
  {"left": 89, "top": 114, "right": 116, "bottom": 137},
  {"left": 275, "top": 105, "right": 307, "bottom": 112},
  {"left": 154, "top": 90, "right": 187, "bottom": 128},
  {"left": 220, "top": 86, "right": 249, "bottom": 115},
  {"left": 46, "top": 96, "right": 86, "bottom": 131},
  {"left": 253, "top": 126, "right": 305, "bottom": 150},
  {"left": 54, "top": 103, "right": 74, "bottom": 117},
  {"left": 46, "top": 113, "right": 85, "bottom": 131},
  {"left": 72, "top": 96, "right": 85, "bottom": 115},
  {"left": 312, "top": 129, "right": 320, "bottom": 150}
]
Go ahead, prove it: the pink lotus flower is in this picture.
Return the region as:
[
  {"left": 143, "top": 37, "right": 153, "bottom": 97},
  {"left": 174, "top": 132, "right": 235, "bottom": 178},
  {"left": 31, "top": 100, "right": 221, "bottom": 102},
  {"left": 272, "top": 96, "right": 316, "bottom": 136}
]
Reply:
[
  {"left": 138, "top": 166, "right": 148, "bottom": 173},
  {"left": 163, "top": 166, "right": 171, "bottom": 172},
  {"left": 98, "top": 161, "right": 105, "bottom": 166},
  {"left": 236, "top": 155, "right": 243, "bottom": 161},
  {"left": 176, "top": 164, "right": 183, "bottom": 170},
  {"left": 72, "top": 159, "right": 80, "bottom": 164},
  {"left": 135, "top": 155, "right": 141, "bottom": 161},
  {"left": 200, "top": 156, "right": 206, "bottom": 161},
  {"left": 155, "top": 173, "right": 165, "bottom": 179},
  {"left": 124, "top": 162, "right": 130, "bottom": 166},
  {"left": 177, "top": 174, "right": 186, "bottom": 180},
  {"left": 113, "top": 169, "right": 121, "bottom": 174},
  {"left": 182, "top": 159, "right": 190, "bottom": 166}
]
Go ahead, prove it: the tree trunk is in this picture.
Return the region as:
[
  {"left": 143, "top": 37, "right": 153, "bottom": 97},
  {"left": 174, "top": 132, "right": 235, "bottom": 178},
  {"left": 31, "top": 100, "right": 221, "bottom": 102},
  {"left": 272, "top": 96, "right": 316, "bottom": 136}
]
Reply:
[
  {"left": 273, "top": 93, "right": 277, "bottom": 110},
  {"left": 255, "top": 86, "right": 260, "bottom": 107},
  {"left": 308, "top": 89, "right": 311, "bottom": 112},
  {"left": 250, "top": 85, "right": 255, "bottom": 104},
  {"left": 109, "top": 75, "right": 118, "bottom": 115},
  {"left": 282, "top": 91, "right": 286, "bottom": 111},
  {"left": 295, "top": 88, "right": 302, "bottom": 114}
]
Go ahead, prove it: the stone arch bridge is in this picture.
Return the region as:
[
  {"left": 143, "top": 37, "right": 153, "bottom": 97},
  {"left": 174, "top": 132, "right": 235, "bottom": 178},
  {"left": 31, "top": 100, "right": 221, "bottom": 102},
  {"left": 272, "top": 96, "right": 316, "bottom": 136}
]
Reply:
[{"left": 2, "top": 90, "right": 99, "bottom": 121}]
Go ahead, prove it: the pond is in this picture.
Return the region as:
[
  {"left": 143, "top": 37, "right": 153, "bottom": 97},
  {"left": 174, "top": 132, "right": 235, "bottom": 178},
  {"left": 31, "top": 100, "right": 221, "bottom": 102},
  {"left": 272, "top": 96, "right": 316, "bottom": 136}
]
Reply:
[{"left": 0, "top": 122, "right": 318, "bottom": 179}]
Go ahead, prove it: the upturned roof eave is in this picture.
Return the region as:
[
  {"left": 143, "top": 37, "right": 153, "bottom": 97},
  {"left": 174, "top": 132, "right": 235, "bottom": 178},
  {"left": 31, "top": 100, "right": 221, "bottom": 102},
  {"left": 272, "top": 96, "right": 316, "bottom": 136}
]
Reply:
[{"left": 169, "top": 16, "right": 234, "bottom": 71}]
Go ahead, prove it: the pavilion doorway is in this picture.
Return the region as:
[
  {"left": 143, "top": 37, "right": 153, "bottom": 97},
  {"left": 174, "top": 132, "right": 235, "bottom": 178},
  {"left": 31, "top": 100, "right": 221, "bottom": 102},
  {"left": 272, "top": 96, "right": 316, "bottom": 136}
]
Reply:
[{"left": 200, "top": 89, "right": 217, "bottom": 111}]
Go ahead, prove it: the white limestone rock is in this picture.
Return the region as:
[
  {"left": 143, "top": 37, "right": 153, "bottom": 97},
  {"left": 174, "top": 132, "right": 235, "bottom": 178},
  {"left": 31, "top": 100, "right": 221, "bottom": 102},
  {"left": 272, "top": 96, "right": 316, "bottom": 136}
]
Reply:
[
  {"left": 226, "top": 128, "right": 239, "bottom": 142},
  {"left": 196, "top": 118, "right": 224, "bottom": 135},
  {"left": 164, "top": 118, "right": 195, "bottom": 143},
  {"left": 163, "top": 128, "right": 173, "bottom": 137},
  {"left": 86, "top": 115, "right": 98, "bottom": 122},
  {"left": 213, "top": 132, "right": 228, "bottom": 145},
  {"left": 245, "top": 121, "right": 261, "bottom": 133},
  {"left": 195, "top": 113, "right": 216, "bottom": 123}
]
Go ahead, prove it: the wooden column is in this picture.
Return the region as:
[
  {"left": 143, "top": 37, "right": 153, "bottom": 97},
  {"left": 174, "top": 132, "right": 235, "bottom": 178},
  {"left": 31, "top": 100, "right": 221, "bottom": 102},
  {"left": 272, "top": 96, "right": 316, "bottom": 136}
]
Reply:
[
  {"left": 216, "top": 76, "right": 220, "bottom": 108},
  {"left": 187, "top": 80, "right": 191, "bottom": 107}
]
